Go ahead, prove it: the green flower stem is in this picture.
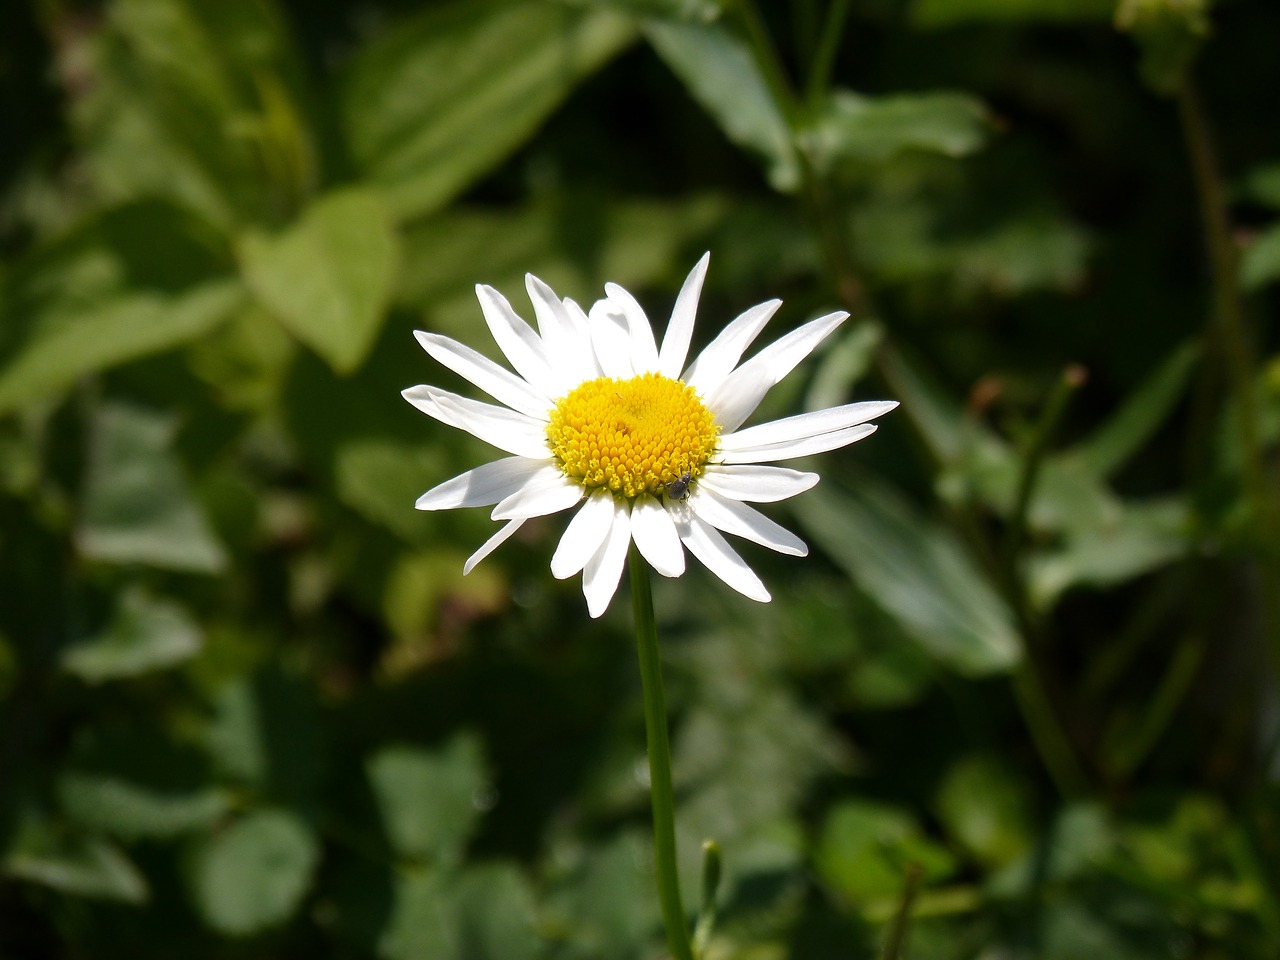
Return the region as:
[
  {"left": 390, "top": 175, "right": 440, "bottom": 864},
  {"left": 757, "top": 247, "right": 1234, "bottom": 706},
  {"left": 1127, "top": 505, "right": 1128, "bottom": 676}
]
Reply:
[{"left": 629, "top": 545, "right": 695, "bottom": 960}]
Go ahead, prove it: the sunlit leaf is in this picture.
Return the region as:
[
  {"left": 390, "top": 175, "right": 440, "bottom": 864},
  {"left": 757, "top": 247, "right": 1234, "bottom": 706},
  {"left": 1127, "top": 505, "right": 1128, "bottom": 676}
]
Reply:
[
  {"left": 1241, "top": 222, "right": 1280, "bottom": 291},
  {"left": 187, "top": 808, "right": 320, "bottom": 935},
  {"left": 814, "top": 799, "right": 956, "bottom": 902},
  {"left": 935, "top": 754, "right": 1035, "bottom": 867},
  {"left": 61, "top": 586, "right": 202, "bottom": 682},
  {"left": 340, "top": 0, "right": 636, "bottom": 221},
  {"left": 76, "top": 403, "right": 228, "bottom": 572},
  {"left": 239, "top": 187, "right": 399, "bottom": 374},
  {"left": 806, "top": 90, "right": 990, "bottom": 167},
  {"left": 366, "top": 734, "right": 487, "bottom": 863},
  {"left": 644, "top": 18, "right": 799, "bottom": 191},
  {"left": 796, "top": 480, "right": 1022, "bottom": 675}
]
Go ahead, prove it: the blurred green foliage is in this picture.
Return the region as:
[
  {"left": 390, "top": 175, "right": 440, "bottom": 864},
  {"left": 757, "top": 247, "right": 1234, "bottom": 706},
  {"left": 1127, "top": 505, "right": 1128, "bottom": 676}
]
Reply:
[{"left": 2, "top": 0, "right": 1279, "bottom": 957}]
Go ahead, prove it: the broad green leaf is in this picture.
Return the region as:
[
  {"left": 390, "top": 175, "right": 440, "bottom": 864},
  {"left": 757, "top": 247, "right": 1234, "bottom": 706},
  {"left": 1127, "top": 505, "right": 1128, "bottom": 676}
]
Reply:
[
  {"left": 935, "top": 754, "right": 1035, "bottom": 867},
  {"left": 1027, "top": 496, "right": 1190, "bottom": 607},
  {"left": 0, "top": 202, "right": 243, "bottom": 415},
  {"left": 1072, "top": 341, "right": 1200, "bottom": 478},
  {"left": 239, "top": 187, "right": 399, "bottom": 374},
  {"left": 378, "top": 868, "right": 455, "bottom": 960},
  {"left": 76, "top": 403, "right": 227, "bottom": 572},
  {"left": 1241, "top": 222, "right": 1280, "bottom": 290},
  {"left": 2, "top": 815, "right": 148, "bottom": 904},
  {"left": 805, "top": 90, "right": 989, "bottom": 167},
  {"left": 340, "top": 0, "right": 636, "bottom": 221},
  {"left": 366, "top": 734, "right": 488, "bottom": 863},
  {"left": 644, "top": 18, "right": 799, "bottom": 191},
  {"left": 57, "top": 726, "right": 229, "bottom": 840},
  {"left": 796, "top": 480, "right": 1022, "bottom": 675},
  {"left": 913, "top": 0, "right": 1114, "bottom": 27},
  {"left": 78, "top": 0, "right": 315, "bottom": 229},
  {"left": 188, "top": 808, "right": 320, "bottom": 935},
  {"left": 814, "top": 799, "right": 956, "bottom": 902},
  {"left": 1240, "top": 162, "right": 1280, "bottom": 210},
  {"left": 450, "top": 863, "right": 541, "bottom": 960},
  {"left": 61, "top": 586, "right": 202, "bottom": 682}
]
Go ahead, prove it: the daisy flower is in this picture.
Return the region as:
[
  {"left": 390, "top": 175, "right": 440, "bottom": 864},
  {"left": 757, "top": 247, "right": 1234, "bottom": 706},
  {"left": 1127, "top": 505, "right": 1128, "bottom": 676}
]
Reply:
[{"left": 403, "top": 254, "right": 897, "bottom": 618}]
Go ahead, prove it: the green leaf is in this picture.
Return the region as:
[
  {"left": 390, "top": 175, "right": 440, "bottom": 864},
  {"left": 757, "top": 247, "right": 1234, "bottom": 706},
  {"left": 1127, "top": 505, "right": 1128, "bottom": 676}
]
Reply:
[
  {"left": 188, "top": 809, "right": 320, "bottom": 936},
  {"left": 1027, "top": 496, "right": 1190, "bottom": 607},
  {"left": 61, "top": 586, "right": 202, "bottom": 682},
  {"left": 913, "top": 0, "right": 1114, "bottom": 27},
  {"left": 1241, "top": 222, "right": 1280, "bottom": 291},
  {"left": 814, "top": 799, "right": 956, "bottom": 903},
  {"left": 988, "top": 802, "right": 1114, "bottom": 896},
  {"left": 0, "top": 202, "right": 243, "bottom": 415},
  {"left": 2, "top": 815, "right": 149, "bottom": 904},
  {"left": 378, "top": 868, "right": 455, "bottom": 960},
  {"left": 450, "top": 863, "right": 541, "bottom": 960},
  {"left": 366, "top": 734, "right": 488, "bottom": 863},
  {"left": 644, "top": 18, "right": 799, "bottom": 191},
  {"left": 935, "top": 754, "right": 1035, "bottom": 867},
  {"left": 806, "top": 90, "right": 989, "bottom": 167},
  {"left": 76, "top": 403, "right": 227, "bottom": 572},
  {"left": 339, "top": 0, "right": 636, "bottom": 221},
  {"left": 1072, "top": 341, "right": 1200, "bottom": 478},
  {"left": 238, "top": 188, "right": 400, "bottom": 374},
  {"left": 796, "top": 480, "right": 1022, "bottom": 675},
  {"left": 57, "top": 726, "right": 229, "bottom": 840},
  {"left": 78, "top": 0, "right": 315, "bottom": 229}
]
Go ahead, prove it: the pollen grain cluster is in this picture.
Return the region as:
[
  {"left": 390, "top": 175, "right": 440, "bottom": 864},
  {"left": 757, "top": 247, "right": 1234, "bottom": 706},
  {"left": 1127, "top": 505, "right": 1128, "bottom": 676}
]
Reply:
[{"left": 546, "top": 373, "right": 719, "bottom": 499}]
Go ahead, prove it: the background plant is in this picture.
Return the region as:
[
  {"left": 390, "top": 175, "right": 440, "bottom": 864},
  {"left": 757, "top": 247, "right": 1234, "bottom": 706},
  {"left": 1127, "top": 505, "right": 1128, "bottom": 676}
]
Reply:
[{"left": 1, "top": 0, "right": 1278, "bottom": 957}]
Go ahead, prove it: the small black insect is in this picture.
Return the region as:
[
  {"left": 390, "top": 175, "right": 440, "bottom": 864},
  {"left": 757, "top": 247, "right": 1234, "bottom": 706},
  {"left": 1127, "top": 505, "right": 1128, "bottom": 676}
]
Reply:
[{"left": 666, "top": 471, "right": 693, "bottom": 501}]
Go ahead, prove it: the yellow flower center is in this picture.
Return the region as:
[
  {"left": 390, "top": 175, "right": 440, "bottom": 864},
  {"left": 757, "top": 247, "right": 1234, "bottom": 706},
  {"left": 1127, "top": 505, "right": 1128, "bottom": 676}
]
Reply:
[{"left": 546, "top": 373, "right": 720, "bottom": 499}]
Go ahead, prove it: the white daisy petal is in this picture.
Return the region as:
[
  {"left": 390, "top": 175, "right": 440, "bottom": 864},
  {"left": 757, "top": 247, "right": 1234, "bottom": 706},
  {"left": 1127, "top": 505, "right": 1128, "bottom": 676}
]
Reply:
[
  {"left": 463, "top": 518, "right": 526, "bottom": 575},
  {"left": 697, "top": 464, "right": 819, "bottom": 503},
  {"left": 589, "top": 298, "right": 635, "bottom": 378},
  {"left": 551, "top": 489, "right": 616, "bottom": 579},
  {"left": 705, "top": 310, "right": 848, "bottom": 432},
  {"left": 475, "top": 284, "right": 560, "bottom": 397},
  {"left": 403, "top": 385, "right": 551, "bottom": 460},
  {"left": 719, "top": 423, "right": 878, "bottom": 464},
  {"left": 657, "top": 252, "right": 709, "bottom": 379},
  {"left": 720, "top": 400, "right": 899, "bottom": 450},
  {"left": 604, "top": 282, "right": 661, "bottom": 373},
  {"left": 413, "top": 330, "right": 552, "bottom": 420},
  {"left": 683, "top": 299, "right": 781, "bottom": 397},
  {"left": 526, "top": 275, "right": 598, "bottom": 389},
  {"left": 583, "top": 500, "right": 633, "bottom": 618},
  {"left": 688, "top": 489, "right": 808, "bottom": 556},
  {"left": 562, "top": 298, "right": 606, "bottom": 379},
  {"left": 492, "top": 466, "right": 584, "bottom": 521},
  {"left": 630, "top": 493, "right": 685, "bottom": 577},
  {"left": 416, "top": 456, "right": 546, "bottom": 510},
  {"left": 678, "top": 513, "right": 771, "bottom": 603}
]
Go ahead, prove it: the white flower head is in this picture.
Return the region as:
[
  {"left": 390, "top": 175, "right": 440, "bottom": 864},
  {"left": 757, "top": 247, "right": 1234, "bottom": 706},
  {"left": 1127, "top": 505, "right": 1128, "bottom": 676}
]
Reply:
[{"left": 403, "top": 254, "right": 897, "bottom": 618}]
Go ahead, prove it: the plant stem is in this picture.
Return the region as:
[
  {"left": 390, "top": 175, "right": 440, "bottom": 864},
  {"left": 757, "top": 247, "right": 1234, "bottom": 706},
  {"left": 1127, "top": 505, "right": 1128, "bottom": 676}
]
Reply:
[{"left": 630, "top": 545, "right": 694, "bottom": 960}]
